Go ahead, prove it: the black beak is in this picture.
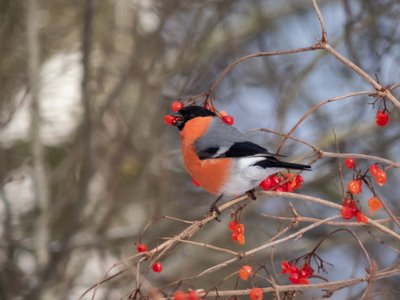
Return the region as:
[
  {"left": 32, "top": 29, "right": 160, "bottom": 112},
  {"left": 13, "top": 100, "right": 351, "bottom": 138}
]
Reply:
[{"left": 172, "top": 112, "right": 184, "bottom": 129}]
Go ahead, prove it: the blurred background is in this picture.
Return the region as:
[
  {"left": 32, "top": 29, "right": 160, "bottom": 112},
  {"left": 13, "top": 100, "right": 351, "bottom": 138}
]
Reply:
[{"left": 1, "top": 0, "right": 400, "bottom": 299}]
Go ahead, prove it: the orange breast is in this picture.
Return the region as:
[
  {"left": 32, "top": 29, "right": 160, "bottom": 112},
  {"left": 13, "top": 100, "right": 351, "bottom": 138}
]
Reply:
[{"left": 180, "top": 117, "right": 231, "bottom": 195}]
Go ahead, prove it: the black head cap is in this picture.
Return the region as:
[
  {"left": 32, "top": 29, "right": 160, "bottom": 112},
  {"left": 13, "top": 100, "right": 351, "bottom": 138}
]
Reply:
[{"left": 173, "top": 106, "right": 215, "bottom": 130}]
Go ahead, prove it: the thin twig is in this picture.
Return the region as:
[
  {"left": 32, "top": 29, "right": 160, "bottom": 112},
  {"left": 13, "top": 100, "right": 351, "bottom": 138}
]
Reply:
[
  {"left": 208, "top": 44, "right": 322, "bottom": 96},
  {"left": 275, "top": 90, "right": 372, "bottom": 153},
  {"left": 311, "top": 0, "right": 327, "bottom": 42},
  {"left": 161, "top": 265, "right": 400, "bottom": 299},
  {"left": 260, "top": 213, "right": 399, "bottom": 227},
  {"left": 179, "top": 216, "right": 339, "bottom": 282},
  {"left": 259, "top": 191, "right": 400, "bottom": 241},
  {"left": 159, "top": 237, "right": 239, "bottom": 256}
]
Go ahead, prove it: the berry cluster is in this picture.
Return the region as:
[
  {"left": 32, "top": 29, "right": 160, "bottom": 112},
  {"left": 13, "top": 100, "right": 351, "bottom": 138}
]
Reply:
[
  {"left": 164, "top": 100, "right": 184, "bottom": 125},
  {"left": 342, "top": 157, "right": 387, "bottom": 219},
  {"left": 228, "top": 221, "right": 245, "bottom": 245},
  {"left": 281, "top": 261, "right": 314, "bottom": 284},
  {"left": 239, "top": 265, "right": 253, "bottom": 281},
  {"left": 259, "top": 173, "right": 303, "bottom": 192},
  {"left": 164, "top": 100, "right": 236, "bottom": 127},
  {"left": 340, "top": 198, "right": 368, "bottom": 223},
  {"left": 173, "top": 290, "right": 198, "bottom": 300},
  {"left": 249, "top": 287, "right": 263, "bottom": 300}
]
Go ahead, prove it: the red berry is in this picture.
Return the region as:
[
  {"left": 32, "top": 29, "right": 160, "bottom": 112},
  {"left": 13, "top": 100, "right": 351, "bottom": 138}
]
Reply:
[
  {"left": 249, "top": 287, "right": 263, "bottom": 300},
  {"left": 345, "top": 158, "right": 355, "bottom": 169},
  {"left": 164, "top": 115, "right": 176, "bottom": 125},
  {"left": 137, "top": 243, "right": 147, "bottom": 253},
  {"left": 341, "top": 206, "right": 354, "bottom": 219},
  {"left": 289, "top": 272, "right": 300, "bottom": 284},
  {"left": 259, "top": 174, "right": 279, "bottom": 190},
  {"left": 298, "top": 277, "right": 309, "bottom": 284},
  {"left": 300, "top": 263, "right": 314, "bottom": 278},
  {"left": 222, "top": 115, "right": 234, "bottom": 125},
  {"left": 229, "top": 221, "right": 239, "bottom": 232},
  {"left": 281, "top": 261, "right": 298, "bottom": 274},
  {"left": 274, "top": 185, "right": 287, "bottom": 192},
  {"left": 375, "top": 110, "right": 389, "bottom": 127},
  {"left": 295, "top": 175, "right": 303, "bottom": 187},
  {"left": 343, "top": 198, "right": 357, "bottom": 208},
  {"left": 341, "top": 198, "right": 359, "bottom": 219},
  {"left": 348, "top": 179, "right": 362, "bottom": 194},
  {"left": 188, "top": 290, "right": 198, "bottom": 300},
  {"left": 171, "top": 101, "right": 184, "bottom": 112},
  {"left": 231, "top": 232, "right": 239, "bottom": 241},
  {"left": 356, "top": 211, "right": 368, "bottom": 224},
  {"left": 152, "top": 262, "right": 163, "bottom": 273},
  {"left": 173, "top": 290, "right": 187, "bottom": 300}
]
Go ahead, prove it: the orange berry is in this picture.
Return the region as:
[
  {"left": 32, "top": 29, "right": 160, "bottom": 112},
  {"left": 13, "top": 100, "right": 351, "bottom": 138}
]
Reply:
[
  {"left": 219, "top": 110, "right": 228, "bottom": 117},
  {"left": 374, "top": 171, "right": 387, "bottom": 186},
  {"left": 237, "top": 233, "right": 245, "bottom": 245},
  {"left": 369, "top": 164, "right": 380, "bottom": 177},
  {"left": 236, "top": 223, "right": 245, "bottom": 234},
  {"left": 368, "top": 197, "right": 383, "bottom": 214},
  {"left": 249, "top": 287, "right": 263, "bottom": 300},
  {"left": 348, "top": 179, "right": 362, "bottom": 194},
  {"left": 239, "top": 265, "right": 253, "bottom": 281}
]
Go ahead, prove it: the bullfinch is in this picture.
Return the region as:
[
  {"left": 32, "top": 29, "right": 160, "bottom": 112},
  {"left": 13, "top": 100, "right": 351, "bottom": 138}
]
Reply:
[{"left": 171, "top": 105, "right": 311, "bottom": 197}]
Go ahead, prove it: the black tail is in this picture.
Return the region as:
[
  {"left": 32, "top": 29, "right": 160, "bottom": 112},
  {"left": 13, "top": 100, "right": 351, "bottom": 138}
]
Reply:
[{"left": 254, "top": 156, "right": 311, "bottom": 170}]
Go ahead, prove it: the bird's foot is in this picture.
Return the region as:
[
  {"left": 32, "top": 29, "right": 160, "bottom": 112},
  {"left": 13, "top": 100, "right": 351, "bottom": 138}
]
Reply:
[
  {"left": 246, "top": 189, "right": 257, "bottom": 201},
  {"left": 209, "top": 194, "right": 223, "bottom": 222}
]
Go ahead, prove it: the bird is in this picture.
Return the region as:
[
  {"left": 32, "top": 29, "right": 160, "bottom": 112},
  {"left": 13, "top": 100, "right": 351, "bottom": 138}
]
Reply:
[{"left": 170, "top": 105, "right": 311, "bottom": 200}]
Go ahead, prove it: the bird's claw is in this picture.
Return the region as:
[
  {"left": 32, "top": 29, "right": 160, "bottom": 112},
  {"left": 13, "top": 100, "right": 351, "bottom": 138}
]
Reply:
[
  {"left": 209, "top": 203, "right": 221, "bottom": 222},
  {"left": 246, "top": 189, "right": 257, "bottom": 201}
]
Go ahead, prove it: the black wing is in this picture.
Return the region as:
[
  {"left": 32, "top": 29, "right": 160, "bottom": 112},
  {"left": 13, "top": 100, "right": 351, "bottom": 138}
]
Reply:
[
  {"left": 254, "top": 156, "right": 311, "bottom": 170},
  {"left": 197, "top": 141, "right": 269, "bottom": 160}
]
